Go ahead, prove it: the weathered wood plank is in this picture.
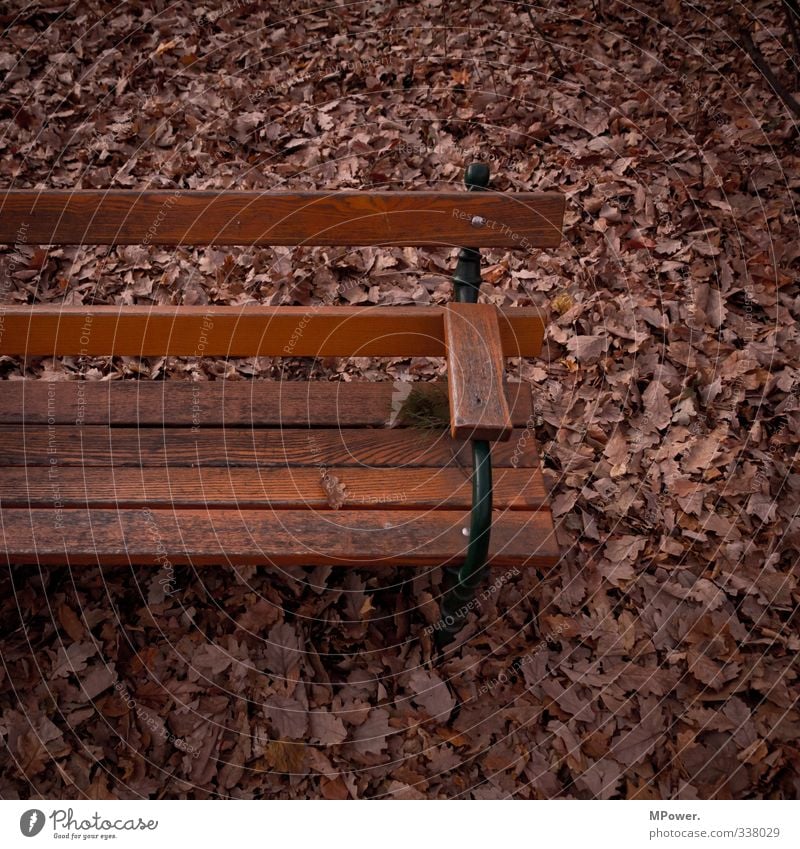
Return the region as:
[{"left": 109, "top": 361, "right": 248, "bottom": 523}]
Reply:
[
  {"left": 0, "top": 306, "right": 546, "bottom": 358},
  {"left": 0, "top": 466, "right": 548, "bottom": 510},
  {"left": 0, "top": 426, "right": 539, "bottom": 468},
  {"left": 0, "top": 507, "right": 559, "bottom": 567},
  {"left": 444, "top": 303, "right": 512, "bottom": 441},
  {"left": 0, "top": 190, "right": 565, "bottom": 248},
  {"left": 0, "top": 380, "right": 535, "bottom": 427}
]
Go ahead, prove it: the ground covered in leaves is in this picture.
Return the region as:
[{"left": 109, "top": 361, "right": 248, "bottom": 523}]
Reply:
[{"left": 1, "top": 0, "right": 798, "bottom": 799}]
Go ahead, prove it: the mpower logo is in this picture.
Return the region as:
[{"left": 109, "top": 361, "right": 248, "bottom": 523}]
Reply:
[
  {"left": 20, "top": 810, "right": 45, "bottom": 837},
  {"left": 17, "top": 808, "right": 159, "bottom": 839}
]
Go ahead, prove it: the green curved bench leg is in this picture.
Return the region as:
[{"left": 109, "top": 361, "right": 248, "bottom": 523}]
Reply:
[{"left": 435, "top": 163, "right": 494, "bottom": 648}]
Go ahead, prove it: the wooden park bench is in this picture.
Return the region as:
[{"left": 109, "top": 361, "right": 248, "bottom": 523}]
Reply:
[{"left": 0, "top": 165, "right": 564, "bottom": 644}]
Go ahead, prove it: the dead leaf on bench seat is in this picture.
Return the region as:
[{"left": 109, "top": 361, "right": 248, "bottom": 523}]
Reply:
[{"left": 320, "top": 471, "right": 347, "bottom": 509}]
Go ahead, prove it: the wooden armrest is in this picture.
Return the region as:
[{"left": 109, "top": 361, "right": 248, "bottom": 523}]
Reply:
[{"left": 443, "top": 303, "right": 513, "bottom": 441}]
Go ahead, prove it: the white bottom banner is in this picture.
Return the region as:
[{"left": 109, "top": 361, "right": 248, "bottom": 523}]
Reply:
[{"left": 1, "top": 799, "right": 797, "bottom": 849}]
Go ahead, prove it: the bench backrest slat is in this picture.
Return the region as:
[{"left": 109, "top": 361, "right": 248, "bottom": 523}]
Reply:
[
  {"left": 0, "top": 305, "right": 545, "bottom": 358},
  {"left": 0, "top": 190, "right": 564, "bottom": 248}
]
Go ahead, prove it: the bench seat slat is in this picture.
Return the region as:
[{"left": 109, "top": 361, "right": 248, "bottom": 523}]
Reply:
[
  {"left": 0, "top": 426, "right": 539, "bottom": 468},
  {"left": 0, "top": 466, "right": 548, "bottom": 510},
  {"left": 0, "top": 380, "right": 535, "bottom": 427},
  {"left": 0, "top": 305, "right": 545, "bottom": 358},
  {"left": 0, "top": 507, "right": 559, "bottom": 567},
  {"left": 0, "top": 190, "right": 564, "bottom": 248}
]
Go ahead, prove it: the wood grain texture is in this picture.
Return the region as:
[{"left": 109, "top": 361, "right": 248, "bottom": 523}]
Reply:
[
  {"left": 0, "top": 507, "right": 560, "bottom": 567},
  {"left": 0, "top": 426, "right": 539, "bottom": 468},
  {"left": 0, "top": 305, "right": 546, "bottom": 357},
  {"left": 444, "top": 303, "right": 512, "bottom": 441},
  {"left": 0, "top": 379, "right": 535, "bottom": 427},
  {"left": 0, "top": 190, "right": 565, "bottom": 247},
  {"left": 0, "top": 466, "right": 548, "bottom": 510}
]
